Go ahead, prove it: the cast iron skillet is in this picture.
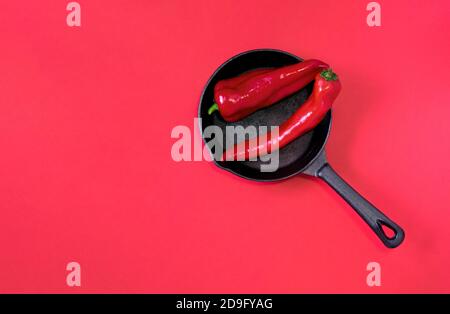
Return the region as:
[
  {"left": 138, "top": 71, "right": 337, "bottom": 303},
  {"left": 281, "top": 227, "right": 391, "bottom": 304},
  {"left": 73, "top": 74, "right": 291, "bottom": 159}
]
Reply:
[{"left": 198, "top": 49, "right": 405, "bottom": 248}]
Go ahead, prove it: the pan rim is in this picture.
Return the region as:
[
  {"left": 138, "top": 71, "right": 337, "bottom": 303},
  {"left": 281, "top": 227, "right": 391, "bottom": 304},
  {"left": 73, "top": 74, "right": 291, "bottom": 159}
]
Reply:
[{"left": 198, "top": 48, "right": 332, "bottom": 182}]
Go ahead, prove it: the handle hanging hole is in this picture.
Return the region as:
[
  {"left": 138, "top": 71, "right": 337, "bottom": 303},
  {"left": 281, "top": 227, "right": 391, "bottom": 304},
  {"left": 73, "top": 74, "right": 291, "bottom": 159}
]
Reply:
[{"left": 377, "top": 221, "right": 397, "bottom": 240}]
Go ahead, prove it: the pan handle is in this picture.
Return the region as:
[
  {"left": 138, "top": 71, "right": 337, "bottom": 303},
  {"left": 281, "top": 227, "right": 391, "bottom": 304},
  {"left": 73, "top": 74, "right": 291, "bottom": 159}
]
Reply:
[{"left": 317, "top": 163, "right": 405, "bottom": 248}]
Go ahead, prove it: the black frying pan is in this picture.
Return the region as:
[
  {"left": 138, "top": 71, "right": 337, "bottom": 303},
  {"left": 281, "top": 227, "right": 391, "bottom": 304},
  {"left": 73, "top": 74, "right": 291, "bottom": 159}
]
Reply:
[{"left": 198, "top": 49, "right": 405, "bottom": 248}]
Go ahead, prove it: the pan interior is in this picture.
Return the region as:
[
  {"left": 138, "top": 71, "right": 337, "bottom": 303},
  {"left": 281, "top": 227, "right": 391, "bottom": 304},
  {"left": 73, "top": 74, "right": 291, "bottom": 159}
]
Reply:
[{"left": 199, "top": 49, "right": 331, "bottom": 181}]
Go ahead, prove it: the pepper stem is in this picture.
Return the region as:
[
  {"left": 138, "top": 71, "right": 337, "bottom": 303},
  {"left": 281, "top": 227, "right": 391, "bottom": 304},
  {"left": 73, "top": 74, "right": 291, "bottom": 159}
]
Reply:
[
  {"left": 208, "top": 103, "right": 219, "bottom": 115},
  {"left": 321, "top": 69, "right": 338, "bottom": 81}
]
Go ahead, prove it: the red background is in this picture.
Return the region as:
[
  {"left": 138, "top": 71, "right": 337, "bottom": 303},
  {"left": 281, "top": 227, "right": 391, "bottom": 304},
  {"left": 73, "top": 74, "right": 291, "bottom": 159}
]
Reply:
[{"left": 1, "top": 1, "right": 449, "bottom": 293}]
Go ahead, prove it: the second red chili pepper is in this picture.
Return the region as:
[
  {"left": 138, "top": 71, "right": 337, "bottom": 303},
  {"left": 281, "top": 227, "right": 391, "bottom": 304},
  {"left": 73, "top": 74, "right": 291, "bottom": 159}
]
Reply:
[{"left": 222, "top": 69, "right": 341, "bottom": 161}]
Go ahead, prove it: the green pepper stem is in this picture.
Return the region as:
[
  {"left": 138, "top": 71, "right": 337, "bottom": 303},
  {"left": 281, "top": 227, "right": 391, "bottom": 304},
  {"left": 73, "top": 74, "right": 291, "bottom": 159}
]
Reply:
[
  {"left": 208, "top": 103, "right": 219, "bottom": 115},
  {"left": 320, "top": 69, "right": 338, "bottom": 81}
]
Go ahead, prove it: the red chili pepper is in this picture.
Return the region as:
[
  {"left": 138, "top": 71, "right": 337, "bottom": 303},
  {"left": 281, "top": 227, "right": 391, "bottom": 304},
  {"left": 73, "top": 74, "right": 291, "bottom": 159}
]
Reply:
[
  {"left": 223, "top": 69, "right": 341, "bottom": 161},
  {"left": 208, "top": 59, "right": 329, "bottom": 122}
]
